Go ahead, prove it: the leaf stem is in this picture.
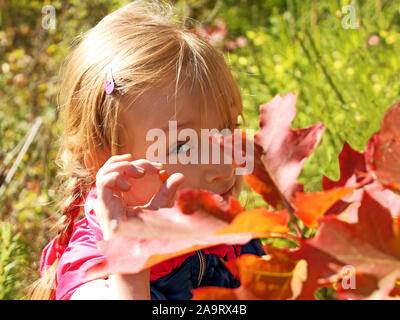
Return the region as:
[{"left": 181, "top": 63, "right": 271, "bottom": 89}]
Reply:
[
  {"left": 287, "top": 204, "right": 306, "bottom": 240},
  {"left": 267, "top": 232, "right": 302, "bottom": 245}
]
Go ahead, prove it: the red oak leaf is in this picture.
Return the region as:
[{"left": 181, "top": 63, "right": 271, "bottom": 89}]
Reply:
[
  {"left": 322, "top": 141, "right": 400, "bottom": 220},
  {"left": 365, "top": 101, "right": 400, "bottom": 193},
  {"left": 291, "top": 191, "right": 400, "bottom": 299},
  {"left": 254, "top": 93, "right": 325, "bottom": 203},
  {"left": 364, "top": 182, "right": 400, "bottom": 219},
  {"left": 322, "top": 142, "right": 368, "bottom": 190},
  {"left": 86, "top": 190, "right": 289, "bottom": 280}
]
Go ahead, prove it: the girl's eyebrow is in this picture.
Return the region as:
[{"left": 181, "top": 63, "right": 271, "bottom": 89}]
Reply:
[{"left": 160, "top": 119, "right": 194, "bottom": 131}]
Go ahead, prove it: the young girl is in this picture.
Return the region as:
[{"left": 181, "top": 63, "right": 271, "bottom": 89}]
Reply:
[{"left": 30, "top": 0, "right": 264, "bottom": 300}]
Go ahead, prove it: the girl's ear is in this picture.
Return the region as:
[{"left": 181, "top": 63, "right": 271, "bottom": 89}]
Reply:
[
  {"left": 83, "top": 151, "right": 95, "bottom": 178},
  {"left": 84, "top": 151, "right": 110, "bottom": 177}
]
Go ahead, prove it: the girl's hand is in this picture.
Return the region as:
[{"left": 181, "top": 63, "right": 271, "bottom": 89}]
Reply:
[
  {"left": 94, "top": 153, "right": 184, "bottom": 240},
  {"left": 94, "top": 153, "right": 185, "bottom": 300}
]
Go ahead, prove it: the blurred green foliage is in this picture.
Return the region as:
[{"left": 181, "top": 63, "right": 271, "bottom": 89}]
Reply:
[
  {"left": 0, "top": 0, "right": 399, "bottom": 299},
  {"left": 0, "top": 222, "right": 28, "bottom": 299}
]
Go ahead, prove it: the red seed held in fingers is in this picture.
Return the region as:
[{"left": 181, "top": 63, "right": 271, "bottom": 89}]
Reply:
[{"left": 158, "top": 170, "right": 169, "bottom": 183}]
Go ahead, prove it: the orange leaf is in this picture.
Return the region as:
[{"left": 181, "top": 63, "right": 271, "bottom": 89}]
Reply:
[
  {"left": 193, "top": 247, "right": 307, "bottom": 300},
  {"left": 191, "top": 287, "right": 238, "bottom": 300},
  {"left": 292, "top": 187, "right": 354, "bottom": 228},
  {"left": 217, "top": 207, "right": 289, "bottom": 235},
  {"left": 177, "top": 188, "right": 244, "bottom": 223}
]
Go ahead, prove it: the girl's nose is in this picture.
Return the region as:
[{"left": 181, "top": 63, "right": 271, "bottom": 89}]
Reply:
[{"left": 204, "top": 163, "right": 235, "bottom": 184}]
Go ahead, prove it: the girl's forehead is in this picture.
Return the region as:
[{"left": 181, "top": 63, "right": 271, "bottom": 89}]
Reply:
[{"left": 121, "top": 83, "right": 229, "bottom": 132}]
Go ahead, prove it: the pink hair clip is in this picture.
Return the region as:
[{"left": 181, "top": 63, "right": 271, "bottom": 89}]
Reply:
[{"left": 104, "top": 67, "right": 115, "bottom": 94}]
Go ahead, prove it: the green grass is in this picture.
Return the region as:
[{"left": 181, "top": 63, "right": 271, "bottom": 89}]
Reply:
[{"left": 0, "top": 222, "right": 28, "bottom": 299}]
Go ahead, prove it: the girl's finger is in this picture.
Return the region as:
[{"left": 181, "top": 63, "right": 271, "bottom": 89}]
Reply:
[
  {"left": 97, "top": 171, "right": 131, "bottom": 204},
  {"left": 98, "top": 159, "right": 163, "bottom": 182},
  {"left": 98, "top": 161, "right": 146, "bottom": 179},
  {"left": 97, "top": 154, "right": 134, "bottom": 180},
  {"left": 103, "top": 153, "right": 133, "bottom": 167},
  {"left": 147, "top": 173, "right": 185, "bottom": 210},
  {"left": 130, "top": 159, "right": 164, "bottom": 174}
]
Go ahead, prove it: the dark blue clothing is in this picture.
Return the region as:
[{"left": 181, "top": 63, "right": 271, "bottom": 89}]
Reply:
[{"left": 150, "top": 239, "right": 265, "bottom": 300}]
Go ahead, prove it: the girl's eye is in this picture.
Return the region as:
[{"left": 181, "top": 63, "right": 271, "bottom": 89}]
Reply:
[{"left": 170, "top": 141, "right": 191, "bottom": 154}]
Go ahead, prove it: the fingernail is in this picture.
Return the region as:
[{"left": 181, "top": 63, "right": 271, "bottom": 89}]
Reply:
[
  {"left": 137, "top": 167, "right": 145, "bottom": 174},
  {"left": 152, "top": 162, "right": 164, "bottom": 169}
]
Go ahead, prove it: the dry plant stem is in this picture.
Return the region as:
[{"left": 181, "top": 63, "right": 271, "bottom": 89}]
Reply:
[{"left": 0, "top": 117, "right": 42, "bottom": 200}]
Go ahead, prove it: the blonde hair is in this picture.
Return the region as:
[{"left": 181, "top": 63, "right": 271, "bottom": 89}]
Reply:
[{"left": 28, "top": 0, "right": 243, "bottom": 299}]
